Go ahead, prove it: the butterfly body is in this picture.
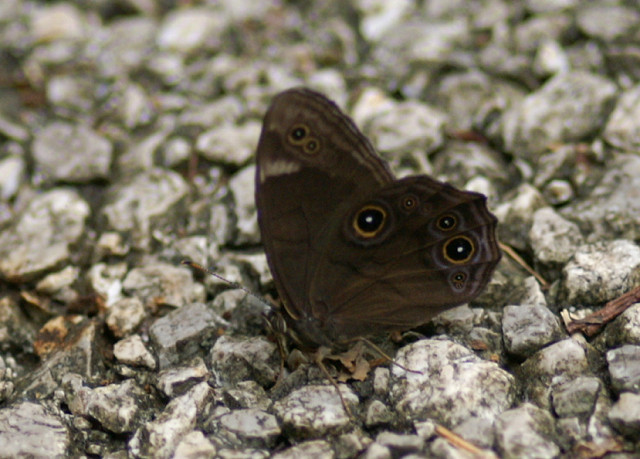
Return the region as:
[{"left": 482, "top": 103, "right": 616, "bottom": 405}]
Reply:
[{"left": 255, "top": 88, "right": 501, "bottom": 349}]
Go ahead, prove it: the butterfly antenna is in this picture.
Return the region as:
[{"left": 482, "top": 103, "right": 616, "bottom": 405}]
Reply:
[{"left": 181, "top": 259, "right": 272, "bottom": 310}]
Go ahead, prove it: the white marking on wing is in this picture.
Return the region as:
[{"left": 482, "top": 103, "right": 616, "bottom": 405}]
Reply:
[{"left": 259, "top": 160, "right": 301, "bottom": 183}]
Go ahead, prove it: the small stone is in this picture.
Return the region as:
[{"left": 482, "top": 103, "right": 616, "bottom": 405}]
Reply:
[
  {"left": 362, "top": 442, "right": 391, "bottom": 459},
  {"left": 372, "top": 367, "right": 390, "bottom": 397},
  {"left": 520, "top": 339, "right": 589, "bottom": 409},
  {"left": 172, "top": 430, "right": 217, "bottom": 459},
  {"left": 0, "top": 114, "right": 29, "bottom": 142},
  {"left": 576, "top": 5, "right": 640, "bottom": 42},
  {"left": 510, "top": 276, "right": 547, "bottom": 308},
  {"left": 551, "top": 376, "right": 602, "bottom": 418},
  {"left": 87, "top": 263, "right": 126, "bottom": 309},
  {"left": 495, "top": 403, "right": 560, "bottom": 459},
  {"left": 95, "top": 233, "right": 130, "bottom": 258},
  {"left": 390, "top": 339, "right": 515, "bottom": 426},
  {"left": 178, "top": 96, "right": 244, "bottom": 128},
  {"left": 122, "top": 262, "right": 206, "bottom": 309},
  {"left": 606, "top": 303, "right": 640, "bottom": 347},
  {"left": 228, "top": 165, "right": 259, "bottom": 244},
  {"left": 30, "top": 3, "right": 86, "bottom": 42},
  {"left": 502, "top": 304, "right": 565, "bottom": 358},
  {"left": 0, "top": 189, "right": 89, "bottom": 282},
  {"left": 196, "top": 121, "right": 261, "bottom": 166},
  {"left": 156, "top": 357, "right": 209, "bottom": 397},
  {"left": 604, "top": 83, "right": 640, "bottom": 152},
  {"left": 335, "top": 431, "right": 371, "bottom": 458},
  {"left": 542, "top": 179, "right": 574, "bottom": 205},
  {"left": 118, "top": 83, "right": 154, "bottom": 129},
  {"left": 32, "top": 122, "right": 112, "bottom": 183},
  {"left": 562, "top": 240, "right": 640, "bottom": 305},
  {"left": 113, "top": 335, "right": 156, "bottom": 370},
  {"left": 453, "top": 416, "right": 496, "bottom": 449},
  {"left": 157, "top": 7, "right": 226, "bottom": 54},
  {"left": 529, "top": 207, "right": 584, "bottom": 266},
  {"left": 561, "top": 154, "right": 640, "bottom": 241},
  {"left": 533, "top": 39, "right": 569, "bottom": 76},
  {"left": 150, "top": 302, "right": 225, "bottom": 369},
  {"left": 64, "top": 377, "right": 152, "bottom": 434},
  {"left": 493, "top": 183, "right": 547, "bottom": 250},
  {"left": 272, "top": 440, "right": 334, "bottom": 459},
  {"left": 501, "top": 71, "right": 617, "bottom": 159},
  {"left": 0, "top": 296, "right": 37, "bottom": 355},
  {"left": 35, "top": 266, "right": 80, "bottom": 303},
  {"left": 117, "top": 129, "right": 170, "bottom": 172},
  {"left": 101, "top": 169, "right": 189, "bottom": 250},
  {"left": 129, "top": 382, "right": 214, "bottom": 458},
  {"left": 365, "top": 400, "right": 393, "bottom": 428},
  {"left": 209, "top": 335, "right": 278, "bottom": 388},
  {"left": 217, "top": 408, "right": 280, "bottom": 448},
  {"left": 431, "top": 304, "right": 478, "bottom": 334},
  {"left": 106, "top": 296, "right": 146, "bottom": 338},
  {"left": 161, "top": 137, "right": 192, "bottom": 168},
  {"left": 608, "top": 392, "right": 640, "bottom": 437},
  {"left": 223, "top": 380, "right": 271, "bottom": 411},
  {"left": 272, "top": 384, "right": 358, "bottom": 438},
  {"left": 375, "top": 431, "right": 424, "bottom": 454},
  {"left": 364, "top": 101, "right": 447, "bottom": 157},
  {"left": 0, "top": 155, "right": 25, "bottom": 200},
  {"left": 0, "top": 401, "right": 69, "bottom": 457},
  {"left": 607, "top": 345, "right": 640, "bottom": 393},
  {"left": 356, "top": 0, "right": 413, "bottom": 42}
]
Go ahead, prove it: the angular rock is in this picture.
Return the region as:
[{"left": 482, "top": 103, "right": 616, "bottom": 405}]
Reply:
[
  {"left": 520, "top": 338, "right": 590, "bottom": 409},
  {"left": 0, "top": 401, "right": 70, "bottom": 457},
  {"left": 390, "top": 339, "right": 516, "bottom": 426},
  {"left": 32, "top": 122, "right": 112, "bottom": 183},
  {"left": 128, "top": 382, "right": 213, "bottom": 459},
  {"left": 150, "top": 302, "right": 225, "bottom": 369},
  {"left": 607, "top": 345, "right": 640, "bottom": 393},
  {"left": 608, "top": 392, "right": 640, "bottom": 437},
  {"left": 216, "top": 408, "right": 280, "bottom": 448},
  {"left": 562, "top": 240, "right": 640, "bottom": 305},
  {"left": 64, "top": 376, "right": 153, "bottom": 434},
  {"left": 209, "top": 335, "right": 278, "bottom": 388},
  {"left": 495, "top": 403, "right": 560, "bottom": 459},
  {"left": 501, "top": 71, "right": 617, "bottom": 160},
  {"left": 502, "top": 304, "right": 565, "bottom": 358},
  {"left": 272, "top": 384, "right": 358, "bottom": 439},
  {"left": 0, "top": 189, "right": 89, "bottom": 282}
]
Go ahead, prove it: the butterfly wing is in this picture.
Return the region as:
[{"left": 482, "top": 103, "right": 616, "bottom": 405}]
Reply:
[
  {"left": 307, "top": 175, "right": 501, "bottom": 341},
  {"left": 255, "top": 88, "right": 393, "bottom": 324}
]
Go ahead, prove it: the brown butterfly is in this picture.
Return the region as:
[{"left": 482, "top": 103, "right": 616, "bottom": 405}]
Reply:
[{"left": 255, "top": 87, "right": 501, "bottom": 351}]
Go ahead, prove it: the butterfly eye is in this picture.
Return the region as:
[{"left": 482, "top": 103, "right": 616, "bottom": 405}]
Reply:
[
  {"left": 353, "top": 205, "right": 387, "bottom": 238},
  {"left": 400, "top": 194, "right": 418, "bottom": 212},
  {"left": 443, "top": 236, "right": 475, "bottom": 264},
  {"left": 288, "top": 124, "right": 309, "bottom": 144},
  {"left": 437, "top": 214, "right": 457, "bottom": 231},
  {"left": 450, "top": 271, "right": 468, "bottom": 290}
]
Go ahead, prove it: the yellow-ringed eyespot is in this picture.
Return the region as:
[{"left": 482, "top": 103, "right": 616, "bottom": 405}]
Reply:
[
  {"left": 443, "top": 235, "right": 475, "bottom": 264},
  {"left": 450, "top": 271, "right": 467, "bottom": 290},
  {"left": 353, "top": 205, "right": 387, "bottom": 238},
  {"left": 302, "top": 137, "right": 320, "bottom": 155},
  {"left": 437, "top": 214, "right": 457, "bottom": 231},
  {"left": 400, "top": 194, "right": 418, "bottom": 212},
  {"left": 288, "top": 124, "right": 309, "bottom": 145}
]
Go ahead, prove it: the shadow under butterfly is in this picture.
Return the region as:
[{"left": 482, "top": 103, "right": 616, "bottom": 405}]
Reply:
[{"left": 254, "top": 87, "right": 501, "bottom": 415}]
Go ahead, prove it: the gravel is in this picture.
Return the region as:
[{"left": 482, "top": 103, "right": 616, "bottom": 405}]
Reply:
[{"left": 1, "top": 0, "right": 640, "bottom": 457}]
